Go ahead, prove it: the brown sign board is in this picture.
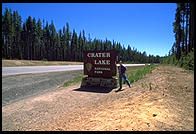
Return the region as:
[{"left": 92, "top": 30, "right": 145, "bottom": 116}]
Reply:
[{"left": 83, "top": 50, "right": 117, "bottom": 78}]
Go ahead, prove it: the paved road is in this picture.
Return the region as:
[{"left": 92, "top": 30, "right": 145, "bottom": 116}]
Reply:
[
  {"left": 2, "top": 70, "right": 83, "bottom": 106},
  {"left": 2, "top": 64, "right": 146, "bottom": 77},
  {"left": 2, "top": 65, "right": 84, "bottom": 77}
]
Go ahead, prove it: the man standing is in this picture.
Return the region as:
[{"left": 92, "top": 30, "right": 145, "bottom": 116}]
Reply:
[{"left": 117, "top": 61, "right": 131, "bottom": 91}]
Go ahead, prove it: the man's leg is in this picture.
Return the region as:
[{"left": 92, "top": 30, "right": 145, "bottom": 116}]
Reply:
[
  {"left": 119, "top": 74, "right": 122, "bottom": 89},
  {"left": 122, "top": 74, "right": 131, "bottom": 87}
]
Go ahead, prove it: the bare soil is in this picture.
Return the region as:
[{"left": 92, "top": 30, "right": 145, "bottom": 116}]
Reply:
[{"left": 2, "top": 65, "right": 194, "bottom": 131}]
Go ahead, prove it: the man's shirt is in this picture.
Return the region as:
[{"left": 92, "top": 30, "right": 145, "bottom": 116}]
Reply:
[{"left": 118, "top": 65, "right": 127, "bottom": 75}]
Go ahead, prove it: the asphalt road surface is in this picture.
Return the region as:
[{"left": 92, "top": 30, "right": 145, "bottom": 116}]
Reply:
[
  {"left": 2, "top": 70, "right": 83, "bottom": 106},
  {"left": 2, "top": 64, "right": 146, "bottom": 77},
  {"left": 2, "top": 65, "right": 84, "bottom": 77}
]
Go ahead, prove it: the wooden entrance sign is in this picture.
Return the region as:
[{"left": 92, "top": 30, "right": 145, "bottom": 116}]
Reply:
[
  {"left": 81, "top": 50, "right": 118, "bottom": 88},
  {"left": 83, "top": 50, "right": 117, "bottom": 78}
]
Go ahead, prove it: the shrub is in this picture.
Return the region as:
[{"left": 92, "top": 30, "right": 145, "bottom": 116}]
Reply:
[
  {"left": 42, "top": 58, "right": 48, "bottom": 61},
  {"left": 161, "top": 51, "right": 194, "bottom": 71},
  {"left": 178, "top": 51, "right": 194, "bottom": 70}
]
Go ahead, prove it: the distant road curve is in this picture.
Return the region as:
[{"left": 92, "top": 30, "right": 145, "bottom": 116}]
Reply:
[{"left": 2, "top": 64, "right": 147, "bottom": 77}]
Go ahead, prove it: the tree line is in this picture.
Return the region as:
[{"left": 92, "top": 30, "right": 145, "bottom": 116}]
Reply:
[
  {"left": 161, "top": 3, "right": 194, "bottom": 70},
  {"left": 2, "top": 7, "right": 161, "bottom": 63}
]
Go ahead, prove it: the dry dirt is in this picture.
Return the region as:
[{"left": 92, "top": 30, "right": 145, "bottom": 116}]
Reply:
[{"left": 2, "top": 65, "right": 194, "bottom": 131}]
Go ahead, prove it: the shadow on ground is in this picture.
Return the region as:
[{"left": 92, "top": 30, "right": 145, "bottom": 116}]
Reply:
[{"left": 73, "top": 86, "right": 115, "bottom": 93}]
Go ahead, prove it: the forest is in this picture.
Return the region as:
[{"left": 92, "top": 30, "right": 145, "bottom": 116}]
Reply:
[
  {"left": 2, "top": 7, "right": 161, "bottom": 64},
  {"left": 161, "top": 3, "right": 194, "bottom": 70}
]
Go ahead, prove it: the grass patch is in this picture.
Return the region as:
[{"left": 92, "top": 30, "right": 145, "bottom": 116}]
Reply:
[
  {"left": 62, "top": 74, "right": 84, "bottom": 87},
  {"left": 126, "top": 64, "right": 156, "bottom": 84}
]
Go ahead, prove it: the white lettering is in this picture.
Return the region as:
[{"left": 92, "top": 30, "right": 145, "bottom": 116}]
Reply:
[
  {"left": 87, "top": 52, "right": 110, "bottom": 58},
  {"left": 94, "top": 60, "right": 110, "bottom": 65},
  {"left": 87, "top": 53, "right": 91, "bottom": 57},
  {"left": 94, "top": 67, "right": 111, "bottom": 71},
  {"left": 94, "top": 71, "right": 102, "bottom": 74}
]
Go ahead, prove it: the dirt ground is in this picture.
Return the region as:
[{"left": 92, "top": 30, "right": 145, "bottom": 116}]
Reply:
[{"left": 2, "top": 65, "right": 194, "bottom": 131}]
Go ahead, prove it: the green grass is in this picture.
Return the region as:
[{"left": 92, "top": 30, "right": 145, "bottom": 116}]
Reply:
[
  {"left": 62, "top": 74, "right": 84, "bottom": 87},
  {"left": 126, "top": 64, "right": 156, "bottom": 84},
  {"left": 61, "top": 64, "right": 157, "bottom": 88}
]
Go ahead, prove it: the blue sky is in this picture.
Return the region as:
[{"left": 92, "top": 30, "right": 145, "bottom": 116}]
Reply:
[{"left": 2, "top": 3, "right": 177, "bottom": 57}]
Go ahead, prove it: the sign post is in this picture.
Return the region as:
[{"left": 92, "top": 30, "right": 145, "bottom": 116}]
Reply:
[{"left": 81, "top": 50, "right": 118, "bottom": 88}]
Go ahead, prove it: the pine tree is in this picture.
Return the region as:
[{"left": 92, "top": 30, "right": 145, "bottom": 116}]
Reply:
[
  {"left": 12, "top": 11, "right": 22, "bottom": 59},
  {"left": 21, "top": 22, "right": 28, "bottom": 59},
  {"left": 189, "top": 3, "right": 194, "bottom": 52},
  {"left": 127, "top": 45, "right": 132, "bottom": 62},
  {"left": 80, "top": 30, "right": 86, "bottom": 61},
  {"left": 56, "top": 30, "right": 61, "bottom": 61},
  {"left": 58, "top": 29, "right": 63, "bottom": 60},
  {"left": 26, "top": 16, "right": 34, "bottom": 60},
  {"left": 78, "top": 32, "right": 83, "bottom": 61},
  {"left": 64, "top": 22, "right": 71, "bottom": 61},
  {"left": 49, "top": 21, "right": 57, "bottom": 61},
  {"left": 43, "top": 22, "right": 50, "bottom": 60},
  {"left": 3, "top": 8, "right": 13, "bottom": 59},
  {"left": 185, "top": 3, "right": 189, "bottom": 55},
  {"left": 173, "top": 4, "right": 182, "bottom": 60},
  {"left": 36, "top": 19, "right": 43, "bottom": 60},
  {"left": 32, "top": 18, "right": 37, "bottom": 60},
  {"left": 71, "top": 29, "right": 78, "bottom": 61}
]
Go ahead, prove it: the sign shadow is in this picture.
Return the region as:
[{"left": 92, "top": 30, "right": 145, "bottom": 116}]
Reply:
[{"left": 73, "top": 86, "right": 115, "bottom": 93}]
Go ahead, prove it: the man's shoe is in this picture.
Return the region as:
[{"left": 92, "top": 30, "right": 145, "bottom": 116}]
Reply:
[{"left": 115, "top": 88, "right": 122, "bottom": 92}]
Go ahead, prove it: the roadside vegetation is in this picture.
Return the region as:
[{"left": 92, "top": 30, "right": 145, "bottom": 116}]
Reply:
[
  {"left": 62, "top": 64, "right": 157, "bottom": 88},
  {"left": 161, "top": 51, "right": 194, "bottom": 70},
  {"left": 62, "top": 74, "right": 84, "bottom": 87},
  {"left": 126, "top": 64, "right": 156, "bottom": 83}
]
